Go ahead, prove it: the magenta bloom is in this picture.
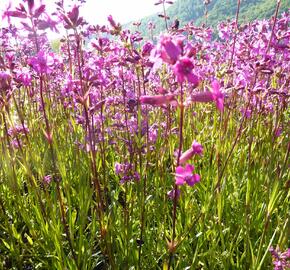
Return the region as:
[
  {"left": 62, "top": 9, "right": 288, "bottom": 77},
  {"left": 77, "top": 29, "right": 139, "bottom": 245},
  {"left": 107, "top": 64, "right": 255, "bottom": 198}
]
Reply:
[
  {"left": 179, "top": 141, "right": 203, "bottom": 164},
  {"left": 269, "top": 247, "right": 290, "bottom": 270},
  {"left": 108, "top": 15, "right": 117, "bottom": 28},
  {"left": 3, "top": 10, "right": 27, "bottom": 20},
  {"left": 29, "top": 51, "right": 54, "bottom": 74},
  {"left": 140, "top": 94, "right": 176, "bottom": 106},
  {"left": 211, "top": 80, "right": 224, "bottom": 112},
  {"left": 191, "top": 80, "right": 224, "bottom": 112},
  {"left": 142, "top": 42, "right": 154, "bottom": 57},
  {"left": 274, "top": 127, "right": 283, "bottom": 137},
  {"left": 43, "top": 175, "right": 52, "bottom": 185},
  {"left": 175, "top": 164, "right": 200, "bottom": 186},
  {"left": 173, "top": 57, "right": 199, "bottom": 86},
  {"left": 191, "top": 91, "right": 214, "bottom": 103},
  {"left": 37, "top": 15, "right": 58, "bottom": 32},
  {"left": 0, "top": 71, "right": 12, "bottom": 91},
  {"left": 16, "top": 68, "right": 32, "bottom": 86},
  {"left": 114, "top": 162, "right": 123, "bottom": 175},
  {"left": 192, "top": 140, "right": 203, "bottom": 155},
  {"left": 160, "top": 35, "right": 181, "bottom": 64}
]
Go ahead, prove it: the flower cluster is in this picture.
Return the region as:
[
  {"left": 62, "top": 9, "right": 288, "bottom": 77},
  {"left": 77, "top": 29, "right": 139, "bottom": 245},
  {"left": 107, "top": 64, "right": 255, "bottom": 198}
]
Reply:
[
  {"left": 269, "top": 247, "right": 290, "bottom": 270},
  {"left": 114, "top": 162, "right": 140, "bottom": 184},
  {"left": 179, "top": 140, "right": 203, "bottom": 165},
  {"left": 175, "top": 164, "right": 200, "bottom": 186},
  {"left": 0, "top": 0, "right": 288, "bottom": 268}
]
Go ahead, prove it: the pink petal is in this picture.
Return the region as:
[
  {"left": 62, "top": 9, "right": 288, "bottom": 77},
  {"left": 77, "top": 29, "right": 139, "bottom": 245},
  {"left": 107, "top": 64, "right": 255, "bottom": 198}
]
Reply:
[
  {"left": 162, "top": 40, "right": 181, "bottom": 64},
  {"left": 175, "top": 177, "right": 185, "bottom": 186},
  {"left": 184, "top": 164, "right": 194, "bottom": 173},
  {"left": 186, "top": 174, "right": 201, "bottom": 186},
  {"left": 186, "top": 174, "right": 200, "bottom": 187},
  {"left": 175, "top": 166, "right": 185, "bottom": 175},
  {"left": 187, "top": 73, "right": 199, "bottom": 87},
  {"left": 192, "top": 140, "right": 203, "bottom": 155},
  {"left": 140, "top": 94, "right": 176, "bottom": 106},
  {"left": 191, "top": 91, "right": 214, "bottom": 103},
  {"left": 179, "top": 148, "right": 194, "bottom": 165},
  {"left": 193, "top": 174, "right": 201, "bottom": 183},
  {"left": 216, "top": 98, "right": 224, "bottom": 112},
  {"left": 211, "top": 80, "right": 220, "bottom": 92}
]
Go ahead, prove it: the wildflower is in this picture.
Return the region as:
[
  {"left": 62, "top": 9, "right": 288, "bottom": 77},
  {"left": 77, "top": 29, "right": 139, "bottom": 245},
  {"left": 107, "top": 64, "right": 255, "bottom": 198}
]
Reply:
[
  {"left": 27, "top": 0, "right": 35, "bottom": 14},
  {"left": 269, "top": 246, "right": 290, "bottom": 270},
  {"left": 37, "top": 15, "right": 58, "bottom": 32},
  {"left": 190, "top": 80, "right": 224, "bottom": 112},
  {"left": 167, "top": 188, "right": 181, "bottom": 200},
  {"left": 68, "top": 5, "right": 79, "bottom": 25},
  {"left": 191, "top": 141, "right": 203, "bottom": 155},
  {"left": 119, "top": 172, "right": 140, "bottom": 184},
  {"left": 16, "top": 68, "right": 32, "bottom": 86},
  {"left": 274, "top": 127, "right": 283, "bottom": 137},
  {"left": 175, "top": 164, "right": 200, "bottom": 186},
  {"left": 179, "top": 140, "right": 203, "bottom": 164},
  {"left": 115, "top": 162, "right": 139, "bottom": 184},
  {"left": 33, "top": 4, "right": 46, "bottom": 18},
  {"left": 107, "top": 15, "right": 121, "bottom": 34},
  {"left": 140, "top": 94, "right": 177, "bottom": 106},
  {"left": 63, "top": 5, "right": 83, "bottom": 29},
  {"left": 29, "top": 50, "right": 54, "bottom": 74},
  {"left": 114, "top": 162, "right": 126, "bottom": 175},
  {"left": 142, "top": 42, "right": 154, "bottom": 57},
  {"left": 8, "top": 124, "right": 29, "bottom": 137},
  {"left": 241, "top": 108, "right": 252, "bottom": 118},
  {"left": 159, "top": 35, "right": 181, "bottom": 64},
  {"left": 3, "top": 10, "right": 27, "bottom": 20},
  {"left": 211, "top": 80, "right": 224, "bottom": 112},
  {"left": 108, "top": 15, "right": 117, "bottom": 29},
  {"left": 0, "top": 71, "right": 12, "bottom": 91},
  {"left": 43, "top": 175, "right": 52, "bottom": 185},
  {"left": 191, "top": 91, "right": 214, "bottom": 103},
  {"left": 173, "top": 57, "right": 199, "bottom": 86},
  {"left": 11, "top": 139, "right": 21, "bottom": 149},
  {"left": 149, "top": 125, "right": 158, "bottom": 142}
]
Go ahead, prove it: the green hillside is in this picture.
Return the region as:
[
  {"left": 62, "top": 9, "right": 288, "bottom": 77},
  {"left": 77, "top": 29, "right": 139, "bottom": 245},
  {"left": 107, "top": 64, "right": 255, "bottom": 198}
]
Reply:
[{"left": 128, "top": 0, "right": 289, "bottom": 37}]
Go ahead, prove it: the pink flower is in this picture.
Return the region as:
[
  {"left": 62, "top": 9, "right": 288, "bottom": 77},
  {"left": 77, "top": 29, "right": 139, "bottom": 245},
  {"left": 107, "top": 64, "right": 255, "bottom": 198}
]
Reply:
[
  {"left": 241, "top": 108, "right": 252, "bottom": 118},
  {"left": 175, "top": 164, "right": 200, "bottom": 186},
  {"left": 114, "top": 162, "right": 123, "bottom": 175},
  {"left": 191, "top": 140, "right": 203, "bottom": 155},
  {"left": 68, "top": 5, "right": 80, "bottom": 25},
  {"left": 3, "top": 10, "right": 27, "bottom": 20},
  {"left": 269, "top": 247, "right": 290, "bottom": 270},
  {"left": 211, "top": 80, "right": 224, "bottom": 112},
  {"left": 43, "top": 175, "right": 52, "bottom": 185},
  {"left": 191, "top": 91, "right": 213, "bottom": 102},
  {"left": 11, "top": 139, "right": 21, "bottom": 149},
  {"left": 37, "top": 15, "right": 58, "bottom": 32},
  {"left": 173, "top": 57, "right": 199, "bottom": 86},
  {"left": 108, "top": 15, "right": 117, "bottom": 28},
  {"left": 274, "top": 127, "right": 283, "bottom": 137},
  {"left": 140, "top": 94, "right": 177, "bottom": 106},
  {"left": 16, "top": 68, "right": 32, "bottom": 86},
  {"left": 160, "top": 35, "right": 181, "bottom": 64},
  {"left": 0, "top": 71, "right": 12, "bottom": 91},
  {"left": 179, "top": 141, "right": 203, "bottom": 164},
  {"left": 29, "top": 51, "right": 55, "bottom": 74},
  {"left": 190, "top": 80, "right": 224, "bottom": 112},
  {"left": 142, "top": 42, "right": 154, "bottom": 57}
]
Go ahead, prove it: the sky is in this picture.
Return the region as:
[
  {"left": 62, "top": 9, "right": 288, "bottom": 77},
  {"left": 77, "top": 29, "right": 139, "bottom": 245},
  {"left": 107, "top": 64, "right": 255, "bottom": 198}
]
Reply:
[
  {"left": 81, "top": 0, "right": 162, "bottom": 25},
  {"left": 0, "top": 0, "right": 166, "bottom": 26}
]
